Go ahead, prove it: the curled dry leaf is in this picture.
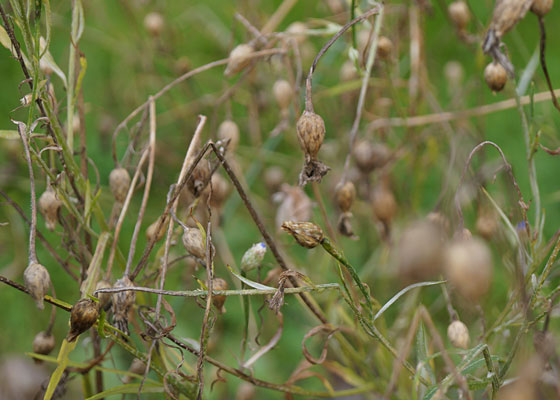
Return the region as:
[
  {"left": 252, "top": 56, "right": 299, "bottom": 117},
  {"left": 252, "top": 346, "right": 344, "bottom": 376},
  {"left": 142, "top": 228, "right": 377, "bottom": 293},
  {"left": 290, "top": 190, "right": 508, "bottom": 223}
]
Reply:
[{"left": 302, "top": 325, "right": 339, "bottom": 364}]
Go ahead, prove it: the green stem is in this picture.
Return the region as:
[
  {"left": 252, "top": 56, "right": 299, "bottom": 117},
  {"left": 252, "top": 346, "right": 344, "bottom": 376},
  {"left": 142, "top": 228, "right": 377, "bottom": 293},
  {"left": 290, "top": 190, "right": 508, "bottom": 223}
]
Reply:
[{"left": 483, "top": 346, "right": 500, "bottom": 398}]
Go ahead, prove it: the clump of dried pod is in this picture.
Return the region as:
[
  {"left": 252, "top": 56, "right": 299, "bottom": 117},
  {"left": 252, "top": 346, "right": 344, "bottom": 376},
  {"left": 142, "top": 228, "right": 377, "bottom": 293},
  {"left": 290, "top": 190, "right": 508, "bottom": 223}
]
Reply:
[
  {"left": 182, "top": 226, "right": 206, "bottom": 260},
  {"left": 95, "top": 279, "right": 113, "bottom": 310},
  {"left": 531, "top": 0, "right": 554, "bottom": 17},
  {"left": 225, "top": 44, "right": 254, "bottom": 77},
  {"left": 376, "top": 36, "right": 393, "bottom": 60},
  {"left": 296, "top": 111, "right": 330, "bottom": 185},
  {"left": 218, "top": 120, "right": 240, "bottom": 152},
  {"left": 448, "top": 1, "right": 470, "bottom": 31},
  {"left": 353, "top": 140, "right": 389, "bottom": 174},
  {"left": 447, "top": 320, "right": 470, "bottom": 349},
  {"left": 335, "top": 180, "right": 357, "bottom": 237},
  {"left": 211, "top": 278, "right": 228, "bottom": 313},
  {"left": 274, "top": 184, "right": 312, "bottom": 230},
  {"left": 146, "top": 216, "right": 168, "bottom": 243},
  {"left": 32, "top": 331, "right": 56, "bottom": 361},
  {"left": 38, "top": 188, "right": 61, "bottom": 231},
  {"left": 24, "top": 262, "right": 51, "bottom": 310},
  {"left": 371, "top": 178, "right": 397, "bottom": 229},
  {"left": 273, "top": 80, "right": 293, "bottom": 111},
  {"left": 109, "top": 167, "right": 131, "bottom": 203},
  {"left": 281, "top": 221, "right": 324, "bottom": 249},
  {"left": 484, "top": 61, "right": 507, "bottom": 92},
  {"left": 144, "top": 12, "right": 164, "bottom": 36},
  {"left": 67, "top": 298, "right": 100, "bottom": 342}
]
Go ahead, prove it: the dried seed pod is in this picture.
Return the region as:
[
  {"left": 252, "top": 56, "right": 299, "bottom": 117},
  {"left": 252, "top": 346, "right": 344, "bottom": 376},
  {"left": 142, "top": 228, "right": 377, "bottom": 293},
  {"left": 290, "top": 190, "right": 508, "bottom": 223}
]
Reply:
[
  {"left": 447, "top": 320, "right": 470, "bottom": 349},
  {"left": 448, "top": 1, "right": 471, "bottom": 30},
  {"left": 444, "top": 237, "right": 493, "bottom": 301},
  {"left": 32, "top": 331, "right": 56, "bottom": 359},
  {"left": 123, "top": 358, "right": 147, "bottom": 383},
  {"left": 371, "top": 182, "right": 397, "bottom": 225},
  {"left": 531, "top": 0, "right": 554, "bottom": 16},
  {"left": 426, "top": 212, "right": 450, "bottom": 234},
  {"left": 376, "top": 36, "right": 393, "bottom": 60},
  {"left": 218, "top": 120, "right": 240, "bottom": 151},
  {"left": 281, "top": 221, "right": 324, "bottom": 249},
  {"left": 273, "top": 80, "right": 293, "bottom": 110},
  {"left": 296, "top": 111, "right": 325, "bottom": 160},
  {"left": 264, "top": 166, "right": 285, "bottom": 193},
  {"left": 38, "top": 189, "right": 61, "bottom": 231},
  {"left": 24, "top": 262, "right": 51, "bottom": 310},
  {"left": 236, "top": 382, "right": 256, "bottom": 400},
  {"left": 67, "top": 298, "right": 100, "bottom": 342},
  {"left": 112, "top": 276, "right": 136, "bottom": 336},
  {"left": 353, "top": 140, "right": 390, "bottom": 173},
  {"left": 241, "top": 242, "right": 267, "bottom": 272},
  {"left": 144, "top": 12, "right": 164, "bottom": 36},
  {"left": 275, "top": 185, "right": 312, "bottom": 230},
  {"left": 484, "top": 62, "right": 507, "bottom": 92},
  {"left": 182, "top": 227, "right": 206, "bottom": 260},
  {"left": 286, "top": 22, "right": 307, "bottom": 44},
  {"left": 483, "top": 0, "right": 532, "bottom": 57},
  {"left": 476, "top": 208, "right": 498, "bottom": 239},
  {"left": 95, "top": 279, "right": 113, "bottom": 310},
  {"left": 335, "top": 181, "right": 356, "bottom": 213},
  {"left": 397, "top": 221, "right": 445, "bottom": 283},
  {"left": 224, "top": 44, "right": 254, "bottom": 77},
  {"left": 146, "top": 216, "right": 167, "bottom": 243},
  {"left": 211, "top": 278, "right": 228, "bottom": 313},
  {"left": 109, "top": 168, "right": 131, "bottom": 203},
  {"left": 209, "top": 173, "right": 231, "bottom": 209},
  {"left": 340, "top": 60, "right": 358, "bottom": 82}
]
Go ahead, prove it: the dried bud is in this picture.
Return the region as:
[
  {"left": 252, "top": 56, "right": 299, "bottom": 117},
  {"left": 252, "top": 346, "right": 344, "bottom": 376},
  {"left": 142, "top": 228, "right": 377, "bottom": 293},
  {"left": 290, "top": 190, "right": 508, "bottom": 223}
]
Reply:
[
  {"left": 24, "top": 262, "right": 51, "bottom": 310},
  {"left": 182, "top": 227, "right": 206, "bottom": 259},
  {"left": 273, "top": 80, "right": 293, "bottom": 110},
  {"left": 123, "top": 358, "right": 147, "bottom": 383},
  {"left": 275, "top": 185, "right": 312, "bottom": 230},
  {"left": 484, "top": 62, "right": 507, "bottom": 92},
  {"left": 264, "top": 166, "right": 285, "bottom": 193},
  {"left": 444, "top": 237, "right": 493, "bottom": 301},
  {"left": 225, "top": 44, "right": 254, "bottom": 77},
  {"left": 447, "top": 320, "right": 470, "bottom": 349},
  {"left": 286, "top": 22, "right": 307, "bottom": 44},
  {"left": 218, "top": 120, "right": 240, "bottom": 152},
  {"left": 296, "top": 111, "right": 325, "bottom": 160},
  {"left": 112, "top": 276, "right": 136, "bottom": 336},
  {"left": 531, "top": 0, "right": 554, "bottom": 16},
  {"left": 426, "top": 212, "right": 450, "bottom": 234},
  {"left": 448, "top": 1, "right": 471, "bottom": 30},
  {"left": 371, "top": 182, "right": 397, "bottom": 225},
  {"left": 209, "top": 173, "right": 231, "bottom": 209},
  {"left": 38, "top": 189, "right": 61, "bottom": 231},
  {"left": 67, "top": 298, "right": 100, "bottom": 342},
  {"left": 95, "top": 279, "right": 113, "bottom": 310},
  {"left": 109, "top": 168, "right": 131, "bottom": 203},
  {"left": 241, "top": 242, "right": 267, "bottom": 272},
  {"left": 376, "top": 36, "right": 393, "bottom": 60},
  {"left": 353, "top": 140, "right": 390, "bottom": 173},
  {"left": 476, "top": 208, "right": 498, "bottom": 239},
  {"left": 144, "top": 12, "right": 164, "bottom": 36},
  {"left": 32, "top": 331, "right": 56, "bottom": 359},
  {"left": 211, "top": 278, "right": 228, "bottom": 313},
  {"left": 281, "top": 221, "right": 324, "bottom": 249},
  {"left": 146, "top": 216, "right": 167, "bottom": 243},
  {"left": 335, "top": 181, "right": 356, "bottom": 213}
]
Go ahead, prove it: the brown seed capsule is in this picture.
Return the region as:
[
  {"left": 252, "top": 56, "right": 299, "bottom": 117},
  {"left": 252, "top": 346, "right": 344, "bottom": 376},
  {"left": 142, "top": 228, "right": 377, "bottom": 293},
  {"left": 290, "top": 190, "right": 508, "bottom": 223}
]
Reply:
[
  {"left": 448, "top": 1, "right": 471, "bottom": 30},
  {"left": 426, "top": 212, "right": 450, "bottom": 234},
  {"left": 144, "top": 12, "right": 164, "bottom": 36},
  {"left": 286, "top": 22, "right": 307, "bottom": 44},
  {"left": 273, "top": 80, "right": 293, "bottom": 110},
  {"left": 218, "top": 120, "right": 240, "bottom": 151},
  {"left": 187, "top": 162, "right": 211, "bottom": 197},
  {"left": 123, "top": 358, "right": 147, "bottom": 383},
  {"left": 112, "top": 276, "right": 136, "bottom": 336},
  {"left": 264, "top": 166, "right": 285, "bottom": 193},
  {"left": 211, "top": 278, "right": 228, "bottom": 313},
  {"left": 296, "top": 111, "right": 325, "bottom": 160},
  {"left": 531, "top": 0, "right": 554, "bottom": 16},
  {"left": 476, "top": 209, "right": 498, "bottom": 239},
  {"left": 484, "top": 62, "right": 507, "bottom": 92},
  {"left": 376, "top": 36, "right": 393, "bottom": 60},
  {"left": 24, "top": 262, "right": 51, "bottom": 310},
  {"left": 67, "top": 298, "right": 100, "bottom": 342},
  {"left": 353, "top": 140, "right": 390, "bottom": 173},
  {"left": 146, "top": 216, "right": 167, "bottom": 243},
  {"left": 109, "top": 168, "right": 131, "bottom": 203},
  {"left": 444, "top": 237, "right": 493, "bottom": 301},
  {"left": 281, "top": 221, "right": 324, "bottom": 249},
  {"left": 335, "top": 181, "right": 356, "bottom": 213},
  {"left": 209, "top": 173, "right": 231, "bottom": 209},
  {"left": 182, "top": 227, "right": 206, "bottom": 260},
  {"left": 275, "top": 185, "right": 312, "bottom": 230},
  {"left": 447, "top": 320, "right": 470, "bottom": 349},
  {"left": 38, "top": 189, "right": 61, "bottom": 231},
  {"left": 32, "top": 331, "right": 56, "bottom": 359},
  {"left": 224, "top": 44, "right": 254, "bottom": 77},
  {"left": 95, "top": 279, "right": 113, "bottom": 310},
  {"left": 371, "top": 182, "right": 397, "bottom": 225}
]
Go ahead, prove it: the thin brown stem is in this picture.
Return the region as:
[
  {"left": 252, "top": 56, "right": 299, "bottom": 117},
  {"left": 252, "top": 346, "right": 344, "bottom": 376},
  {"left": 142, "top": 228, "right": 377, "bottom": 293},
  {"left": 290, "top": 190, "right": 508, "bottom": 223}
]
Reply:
[{"left": 538, "top": 16, "right": 560, "bottom": 112}]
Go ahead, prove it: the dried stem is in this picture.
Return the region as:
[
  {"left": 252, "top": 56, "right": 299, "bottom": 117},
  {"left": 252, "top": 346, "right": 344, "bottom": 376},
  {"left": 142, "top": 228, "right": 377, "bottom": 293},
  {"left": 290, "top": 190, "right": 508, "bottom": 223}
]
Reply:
[{"left": 537, "top": 16, "right": 560, "bottom": 112}]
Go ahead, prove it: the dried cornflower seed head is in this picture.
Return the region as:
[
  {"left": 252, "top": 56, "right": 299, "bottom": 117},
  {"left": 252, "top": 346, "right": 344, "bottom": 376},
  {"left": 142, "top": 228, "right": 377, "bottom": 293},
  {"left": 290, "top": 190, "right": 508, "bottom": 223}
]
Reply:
[
  {"left": 24, "top": 262, "right": 51, "bottom": 310},
  {"left": 95, "top": 279, "right": 113, "bottom": 310},
  {"left": 444, "top": 61, "right": 464, "bottom": 88},
  {"left": 211, "top": 278, "right": 228, "bottom": 313},
  {"left": 371, "top": 182, "right": 397, "bottom": 225},
  {"left": 484, "top": 62, "right": 507, "bottom": 92},
  {"left": 448, "top": 1, "right": 471, "bottom": 30},
  {"left": 241, "top": 242, "right": 267, "bottom": 272},
  {"left": 376, "top": 36, "right": 393, "bottom": 60},
  {"left": 353, "top": 140, "right": 389, "bottom": 173},
  {"left": 531, "top": 0, "right": 554, "bottom": 16},
  {"left": 335, "top": 181, "right": 356, "bottom": 213},
  {"left": 144, "top": 12, "right": 164, "bottom": 36},
  {"left": 224, "top": 44, "right": 254, "bottom": 77},
  {"left": 444, "top": 237, "right": 493, "bottom": 301},
  {"left": 123, "top": 358, "right": 147, "bottom": 383},
  {"left": 218, "top": 119, "right": 240, "bottom": 152},
  {"left": 209, "top": 173, "right": 231, "bottom": 209},
  {"left": 38, "top": 189, "right": 61, "bottom": 231},
  {"left": 109, "top": 168, "right": 131, "bottom": 203},
  {"left": 112, "top": 276, "right": 136, "bottom": 335},
  {"left": 67, "top": 298, "right": 100, "bottom": 342},
  {"left": 286, "top": 22, "right": 307, "bottom": 44},
  {"left": 264, "top": 166, "right": 285, "bottom": 193},
  {"left": 236, "top": 382, "right": 256, "bottom": 400},
  {"left": 182, "top": 227, "right": 206, "bottom": 260},
  {"left": 32, "top": 331, "right": 56, "bottom": 358},
  {"left": 273, "top": 80, "right": 293, "bottom": 110},
  {"left": 296, "top": 111, "right": 325, "bottom": 160},
  {"left": 281, "top": 221, "right": 324, "bottom": 248},
  {"left": 340, "top": 60, "right": 358, "bottom": 82},
  {"left": 447, "top": 320, "right": 470, "bottom": 349},
  {"left": 146, "top": 216, "right": 167, "bottom": 243}
]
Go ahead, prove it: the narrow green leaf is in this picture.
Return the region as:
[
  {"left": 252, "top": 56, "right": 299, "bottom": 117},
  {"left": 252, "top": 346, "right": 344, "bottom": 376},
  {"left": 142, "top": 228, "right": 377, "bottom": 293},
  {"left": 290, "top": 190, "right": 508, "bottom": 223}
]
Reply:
[
  {"left": 44, "top": 339, "right": 78, "bottom": 400},
  {"left": 374, "top": 281, "right": 445, "bottom": 321},
  {"left": 0, "top": 130, "right": 19, "bottom": 139},
  {"left": 85, "top": 383, "right": 164, "bottom": 400},
  {"left": 226, "top": 264, "right": 275, "bottom": 290}
]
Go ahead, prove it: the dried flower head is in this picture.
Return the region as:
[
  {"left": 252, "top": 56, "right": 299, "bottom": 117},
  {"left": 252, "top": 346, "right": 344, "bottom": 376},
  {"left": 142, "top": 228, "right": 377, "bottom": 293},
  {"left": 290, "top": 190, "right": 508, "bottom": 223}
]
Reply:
[
  {"left": 476, "top": 208, "right": 498, "bottom": 239},
  {"left": 212, "top": 278, "right": 228, "bottom": 313},
  {"left": 187, "top": 162, "right": 211, "bottom": 197},
  {"left": 112, "top": 276, "right": 136, "bottom": 336},
  {"left": 224, "top": 44, "right": 254, "bottom": 77},
  {"left": 531, "top": 0, "right": 554, "bottom": 16},
  {"left": 67, "top": 298, "right": 100, "bottom": 342},
  {"left": 209, "top": 173, "right": 231, "bottom": 209},
  {"left": 335, "top": 181, "right": 356, "bottom": 213},
  {"left": 32, "top": 331, "right": 56, "bottom": 360},
  {"left": 146, "top": 216, "right": 168, "bottom": 243},
  {"left": 484, "top": 61, "right": 507, "bottom": 92},
  {"left": 447, "top": 320, "right": 470, "bottom": 349},
  {"left": 24, "top": 262, "right": 51, "bottom": 310},
  {"left": 376, "top": 36, "right": 393, "bottom": 60},
  {"left": 182, "top": 227, "right": 206, "bottom": 260},
  {"left": 353, "top": 140, "right": 389, "bottom": 173},
  {"left": 241, "top": 242, "right": 267, "bottom": 272},
  {"left": 264, "top": 166, "right": 285, "bottom": 193},
  {"left": 448, "top": 1, "right": 471, "bottom": 30},
  {"left": 144, "top": 12, "right": 164, "bottom": 36},
  {"left": 38, "top": 188, "right": 61, "bottom": 231},
  {"left": 218, "top": 120, "right": 240, "bottom": 152},
  {"left": 273, "top": 80, "right": 293, "bottom": 110},
  {"left": 281, "top": 221, "right": 324, "bottom": 249},
  {"left": 95, "top": 279, "right": 113, "bottom": 310},
  {"left": 109, "top": 168, "right": 131, "bottom": 203},
  {"left": 371, "top": 179, "right": 397, "bottom": 225},
  {"left": 296, "top": 111, "right": 330, "bottom": 185}
]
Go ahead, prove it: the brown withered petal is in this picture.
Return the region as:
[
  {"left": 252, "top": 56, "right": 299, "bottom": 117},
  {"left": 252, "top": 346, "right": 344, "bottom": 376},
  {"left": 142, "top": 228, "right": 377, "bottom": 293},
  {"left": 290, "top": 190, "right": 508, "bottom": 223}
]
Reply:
[
  {"left": 67, "top": 298, "right": 100, "bottom": 342},
  {"left": 281, "top": 221, "right": 324, "bottom": 248}
]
